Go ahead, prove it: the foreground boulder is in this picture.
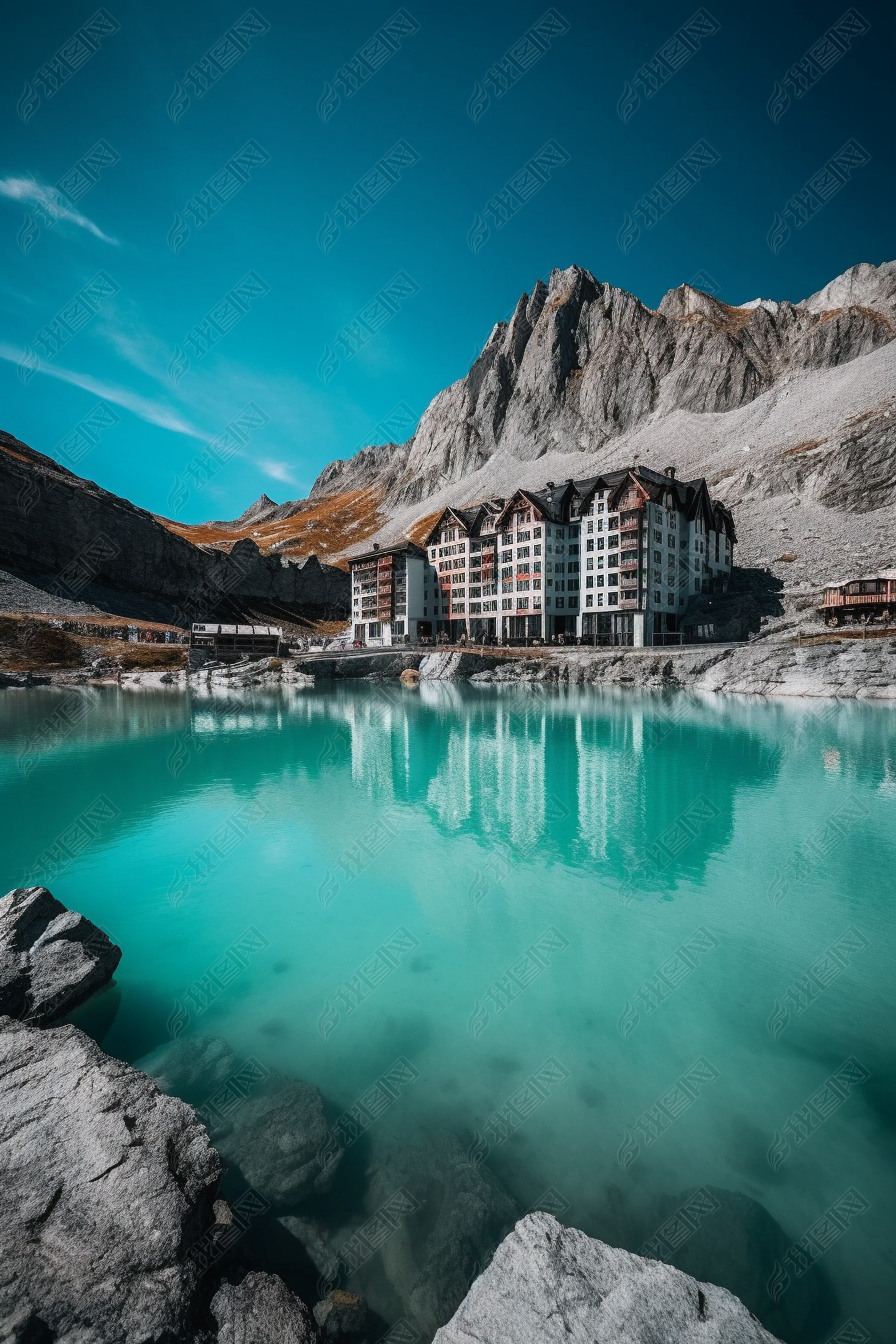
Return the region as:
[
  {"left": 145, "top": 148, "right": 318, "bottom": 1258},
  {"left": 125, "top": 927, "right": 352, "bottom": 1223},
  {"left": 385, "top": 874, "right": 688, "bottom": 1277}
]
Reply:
[
  {"left": 0, "top": 886, "right": 121, "bottom": 1025},
  {"left": 211, "top": 1271, "right": 319, "bottom": 1343},
  {"left": 0, "top": 1016, "right": 221, "bottom": 1342},
  {"left": 433, "top": 1213, "right": 783, "bottom": 1344}
]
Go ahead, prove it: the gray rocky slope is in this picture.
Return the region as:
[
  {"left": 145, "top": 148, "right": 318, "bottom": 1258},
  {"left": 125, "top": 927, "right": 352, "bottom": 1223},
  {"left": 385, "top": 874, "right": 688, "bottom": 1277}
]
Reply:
[
  {"left": 310, "top": 260, "right": 895, "bottom": 595},
  {"left": 0, "top": 432, "right": 348, "bottom": 625}
]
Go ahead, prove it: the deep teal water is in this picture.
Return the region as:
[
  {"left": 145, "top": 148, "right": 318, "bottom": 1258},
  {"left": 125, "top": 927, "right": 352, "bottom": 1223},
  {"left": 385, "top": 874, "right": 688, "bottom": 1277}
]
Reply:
[{"left": 1, "top": 684, "right": 894, "bottom": 1341}]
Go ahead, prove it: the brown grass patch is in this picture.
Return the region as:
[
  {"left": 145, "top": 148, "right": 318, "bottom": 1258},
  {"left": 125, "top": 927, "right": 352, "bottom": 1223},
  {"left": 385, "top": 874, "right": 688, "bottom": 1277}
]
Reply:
[
  {"left": 781, "top": 439, "right": 824, "bottom": 457},
  {"left": 406, "top": 510, "right": 443, "bottom": 548},
  {"left": 0, "top": 616, "right": 83, "bottom": 670},
  {"left": 678, "top": 301, "right": 753, "bottom": 337},
  {"left": 160, "top": 486, "right": 387, "bottom": 562}
]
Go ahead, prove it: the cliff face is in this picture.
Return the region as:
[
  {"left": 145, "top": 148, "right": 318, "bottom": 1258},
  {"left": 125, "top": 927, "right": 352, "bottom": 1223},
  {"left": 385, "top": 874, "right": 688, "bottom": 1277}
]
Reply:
[
  {"left": 311, "top": 261, "right": 896, "bottom": 510},
  {"left": 0, "top": 431, "right": 349, "bottom": 623}
]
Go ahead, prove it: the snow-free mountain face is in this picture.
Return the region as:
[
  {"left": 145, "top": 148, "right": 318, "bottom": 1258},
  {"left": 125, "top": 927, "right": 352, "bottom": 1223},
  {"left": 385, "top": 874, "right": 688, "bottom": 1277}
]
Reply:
[{"left": 311, "top": 261, "right": 896, "bottom": 511}]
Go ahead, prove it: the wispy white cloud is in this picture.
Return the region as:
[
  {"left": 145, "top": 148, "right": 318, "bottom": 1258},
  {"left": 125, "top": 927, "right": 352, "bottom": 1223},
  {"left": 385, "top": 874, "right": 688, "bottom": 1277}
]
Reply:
[
  {"left": 0, "top": 176, "right": 117, "bottom": 245},
  {"left": 257, "top": 457, "right": 303, "bottom": 487},
  {"left": 0, "top": 342, "right": 206, "bottom": 439}
]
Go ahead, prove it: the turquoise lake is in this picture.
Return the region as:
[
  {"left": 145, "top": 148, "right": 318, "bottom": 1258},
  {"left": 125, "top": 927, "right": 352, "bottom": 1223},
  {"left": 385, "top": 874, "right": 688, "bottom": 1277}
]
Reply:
[{"left": 1, "top": 683, "right": 894, "bottom": 1341}]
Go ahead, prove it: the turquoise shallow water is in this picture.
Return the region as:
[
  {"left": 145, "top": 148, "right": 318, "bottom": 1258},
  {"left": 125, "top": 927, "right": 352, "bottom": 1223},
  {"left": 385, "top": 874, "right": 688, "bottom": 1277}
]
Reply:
[{"left": 1, "top": 683, "right": 894, "bottom": 1341}]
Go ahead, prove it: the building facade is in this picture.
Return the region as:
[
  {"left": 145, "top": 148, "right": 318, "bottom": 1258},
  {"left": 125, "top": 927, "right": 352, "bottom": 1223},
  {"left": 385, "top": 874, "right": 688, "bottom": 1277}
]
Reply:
[
  {"left": 350, "top": 466, "right": 735, "bottom": 647},
  {"left": 349, "top": 542, "right": 427, "bottom": 645}
]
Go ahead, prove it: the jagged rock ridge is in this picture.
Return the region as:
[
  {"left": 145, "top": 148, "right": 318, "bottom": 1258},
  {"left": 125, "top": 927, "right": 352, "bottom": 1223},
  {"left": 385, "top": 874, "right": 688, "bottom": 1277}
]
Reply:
[{"left": 310, "top": 260, "right": 896, "bottom": 509}]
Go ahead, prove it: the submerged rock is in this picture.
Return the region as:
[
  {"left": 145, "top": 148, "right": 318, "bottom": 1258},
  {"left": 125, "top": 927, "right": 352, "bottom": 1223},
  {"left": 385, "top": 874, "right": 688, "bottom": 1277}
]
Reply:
[
  {"left": 211, "top": 1271, "right": 319, "bottom": 1343},
  {"left": 653, "top": 1185, "right": 838, "bottom": 1343},
  {"left": 433, "top": 1212, "right": 783, "bottom": 1343},
  {"left": 313, "top": 1288, "right": 367, "bottom": 1340},
  {"left": 216, "top": 1074, "right": 343, "bottom": 1209},
  {"left": 361, "top": 1129, "right": 519, "bottom": 1337},
  {"left": 0, "top": 886, "right": 121, "bottom": 1025},
  {"left": 137, "top": 1033, "right": 240, "bottom": 1112},
  {"left": 0, "top": 1016, "right": 221, "bottom": 1343},
  {"left": 280, "top": 1213, "right": 342, "bottom": 1283}
]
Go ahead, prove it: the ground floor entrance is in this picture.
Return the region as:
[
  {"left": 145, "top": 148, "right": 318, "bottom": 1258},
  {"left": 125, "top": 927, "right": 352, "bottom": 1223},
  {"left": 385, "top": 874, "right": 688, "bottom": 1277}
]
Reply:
[
  {"left": 502, "top": 615, "right": 542, "bottom": 642},
  {"left": 579, "top": 613, "right": 636, "bottom": 646}
]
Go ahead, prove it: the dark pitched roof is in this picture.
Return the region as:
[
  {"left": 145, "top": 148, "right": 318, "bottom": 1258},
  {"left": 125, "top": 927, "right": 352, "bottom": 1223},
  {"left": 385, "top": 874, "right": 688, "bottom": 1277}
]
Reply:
[{"left": 350, "top": 541, "right": 428, "bottom": 564}]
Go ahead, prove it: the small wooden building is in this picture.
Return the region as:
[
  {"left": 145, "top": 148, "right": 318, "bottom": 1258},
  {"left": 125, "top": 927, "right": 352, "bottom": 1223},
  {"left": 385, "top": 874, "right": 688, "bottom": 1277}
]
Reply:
[
  {"left": 190, "top": 623, "right": 282, "bottom": 660},
  {"left": 820, "top": 571, "right": 896, "bottom": 625}
]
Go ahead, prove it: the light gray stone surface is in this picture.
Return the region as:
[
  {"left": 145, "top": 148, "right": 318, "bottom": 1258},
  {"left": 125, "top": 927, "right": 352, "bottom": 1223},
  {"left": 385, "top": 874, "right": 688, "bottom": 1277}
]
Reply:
[
  {"left": 0, "top": 1016, "right": 221, "bottom": 1343},
  {"left": 469, "top": 636, "right": 896, "bottom": 698},
  {"left": 0, "top": 886, "right": 121, "bottom": 1025},
  {"left": 433, "top": 1213, "right": 783, "bottom": 1344},
  {"left": 211, "top": 1271, "right": 319, "bottom": 1344}
]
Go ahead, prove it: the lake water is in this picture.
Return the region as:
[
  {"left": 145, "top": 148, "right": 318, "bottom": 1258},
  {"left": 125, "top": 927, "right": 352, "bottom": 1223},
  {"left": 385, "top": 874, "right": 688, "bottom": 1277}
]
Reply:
[{"left": 1, "top": 683, "right": 894, "bottom": 1342}]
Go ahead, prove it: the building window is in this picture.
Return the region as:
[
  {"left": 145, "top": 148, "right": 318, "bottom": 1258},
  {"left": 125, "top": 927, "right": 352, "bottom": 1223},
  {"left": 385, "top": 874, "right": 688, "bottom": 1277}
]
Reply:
[
  {"left": 586, "top": 576, "right": 593, "bottom": 588},
  {"left": 534, "top": 544, "right": 542, "bottom": 556},
  {"left": 654, "top": 550, "right": 662, "bottom": 563},
  {"left": 585, "top": 594, "right": 593, "bottom": 606},
  {"left": 607, "top": 593, "right": 618, "bottom": 605},
  {"left": 587, "top": 539, "right": 594, "bottom": 552},
  {"left": 518, "top": 598, "right": 529, "bottom": 610},
  {"left": 557, "top": 597, "right": 564, "bottom": 607},
  {"left": 587, "top": 520, "right": 594, "bottom": 533},
  {"left": 502, "top": 598, "right": 512, "bottom": 610},
  {"left": 533, "top": 527, "right": 542, "bottom": 538}
]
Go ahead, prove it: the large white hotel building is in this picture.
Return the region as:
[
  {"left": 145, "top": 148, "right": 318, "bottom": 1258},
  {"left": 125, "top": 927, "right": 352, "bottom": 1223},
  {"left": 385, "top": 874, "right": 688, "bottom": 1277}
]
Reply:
[{"left": 349, "top": 465, "right": 735, "bottom": 647}]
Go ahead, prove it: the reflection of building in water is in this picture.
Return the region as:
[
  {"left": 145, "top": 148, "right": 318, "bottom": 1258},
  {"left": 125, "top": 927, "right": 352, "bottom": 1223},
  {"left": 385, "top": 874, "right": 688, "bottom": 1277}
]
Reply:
[
  {"left": 425, "top": 701, "right": 546, "bottom": 847},
  {"left": 304, "top": 686, "right": 777, "bottom": 892}
]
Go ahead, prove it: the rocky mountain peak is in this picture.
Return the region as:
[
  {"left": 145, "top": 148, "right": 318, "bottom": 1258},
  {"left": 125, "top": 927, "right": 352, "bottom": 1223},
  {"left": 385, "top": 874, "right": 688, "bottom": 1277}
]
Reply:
[{"left": 308, "top": 257, "right": 896, "bottom": 510}]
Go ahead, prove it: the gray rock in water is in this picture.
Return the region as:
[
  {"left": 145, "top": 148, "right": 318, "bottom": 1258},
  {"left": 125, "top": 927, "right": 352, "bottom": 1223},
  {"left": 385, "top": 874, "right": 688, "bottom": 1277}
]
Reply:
[
  {"left": 0, "top": 886, "right": 121, "bottom": 1025},
  {"left": 0, "top": 1016, "right": 221, "bottom": 1342},
  {"left": 216, "top": 1074, "right": 342, "bottom": 1209},
  {"left": 433, "top": 1213, "right": 783, "bottom": 1343},
  {"left": 279, "top": 1213, "right": 342, "bottom": 1283},
  {"left": 137, "top": 1034, "right": 239, "bottom": 1112},
  {"left": 313, "top": 1288, "right": 367, "bottom": 1340},
  {"left": 653, "top": 1185, "right": 838, "bottom": 1343},
  {"left": 211, "top": 1271, "right": 319, "bottom": 1343},
  {"left": 361, "top": 1129, "right": 519, "bottom": 1338}
]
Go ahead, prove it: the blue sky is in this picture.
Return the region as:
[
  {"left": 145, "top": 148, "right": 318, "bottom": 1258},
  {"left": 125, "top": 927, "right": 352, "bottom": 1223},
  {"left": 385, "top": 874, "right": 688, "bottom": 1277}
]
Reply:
[{"left": 0, "top": 0, "right": 892, "bottom": 521}]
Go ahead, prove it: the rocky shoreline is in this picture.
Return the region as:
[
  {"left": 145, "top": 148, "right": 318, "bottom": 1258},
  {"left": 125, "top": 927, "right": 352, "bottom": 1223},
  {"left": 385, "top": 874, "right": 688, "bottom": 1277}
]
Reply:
[
  {"left": 144, "top": 635, "right": 895, "bottom": 699},
  {"left": 3, "top": 629, "right": 893, "bottom": 700},
  {"left": 0, "top": 887, "right": 803, "bottom": 1343}
]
